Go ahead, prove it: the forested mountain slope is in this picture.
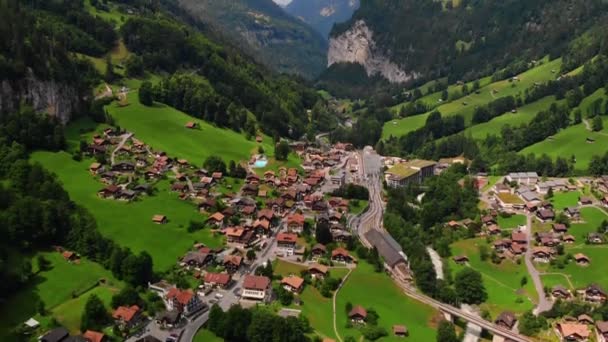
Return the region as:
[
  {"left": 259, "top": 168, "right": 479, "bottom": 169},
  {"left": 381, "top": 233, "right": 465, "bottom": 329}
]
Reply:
[
  {"left": 327, "top": 0, "right": 608, "bottom": 87},
  {"left": 285, "top": 0, "right": 359, "bottom": 38},
  {"left": 175, "top": 0, "right": 328, "bottom": 77}
]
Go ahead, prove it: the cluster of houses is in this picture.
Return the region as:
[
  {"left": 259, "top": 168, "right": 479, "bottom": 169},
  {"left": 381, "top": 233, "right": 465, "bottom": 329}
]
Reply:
[
  {"left": 347, "top": 305, "right": 409, "bottom": 337},
  {"left": 592, "top": 176, "right": 608, "bottom": 208},
  {"left": 39, "top": 328, "right": 107, "bottom": 342}
]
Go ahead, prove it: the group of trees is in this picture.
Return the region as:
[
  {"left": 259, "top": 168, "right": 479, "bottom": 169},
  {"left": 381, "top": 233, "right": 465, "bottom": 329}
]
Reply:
[
  {"left": 207, "top": 305, "right": 311, "bottom": 342},
  {"left": 331, "top": 184, "right": 369, "bottom": 200}
]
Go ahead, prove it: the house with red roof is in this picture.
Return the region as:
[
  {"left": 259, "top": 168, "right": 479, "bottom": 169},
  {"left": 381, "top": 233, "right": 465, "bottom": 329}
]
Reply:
[
  {"left": 83, "top": 330, "right": 106, "bottom": 342},
  {"left": 332, "top": 247, "right": 355, "bottom": 264},
  {"left": 241, "top": 275, "right": 271, "bottom": 301},
  {"left": 287, "top": 213, "right": 305, "bottom": 234},
  {"left": 204, "top": 272, "right": 232, "bottom": 289},
  {"left": 207, "top": 212, "right": 225, "bottom": 227},
  {"left": 276, "top": 232, "right": 298, "bottom": 256},
  {"left": 112, "top": 305, "right": 142, "bottom": 330},
  {"left": 281, "top": 276, "right": 305, "bottom": 293},
  {"left": 166, "top": 288, "right": 204, "bottom": 316}
]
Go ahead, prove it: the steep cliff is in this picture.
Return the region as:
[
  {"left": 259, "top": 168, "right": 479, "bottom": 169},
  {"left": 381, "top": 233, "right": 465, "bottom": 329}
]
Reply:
[
  {"left": 327, "top": 20, "right": 417, "bottom": 83},
  {"left": 0, "top": 71, "right": 83, "bottom": 124}
]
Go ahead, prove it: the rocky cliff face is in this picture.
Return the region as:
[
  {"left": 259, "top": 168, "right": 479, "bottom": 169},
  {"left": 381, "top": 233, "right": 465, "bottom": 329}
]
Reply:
[
  {"left": 327, "top": 20, "right": 418, "bottom": 83},
  {"left": 0, "top": 71, "right": 81, "bottom": 124}
]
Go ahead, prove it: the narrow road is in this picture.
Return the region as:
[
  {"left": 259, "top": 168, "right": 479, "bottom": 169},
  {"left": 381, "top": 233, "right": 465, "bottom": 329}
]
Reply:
[
  {"left": 94, "top": 83, "right": 113, "bottom": 100},
  {"left": 332, "top": 268, "right": 354, "bottom": 342},
  {"left": 523, "top": 214, "right": 552, "bottom": 314},
  {"left": 111, "top": 133, "right": 132, "bottom": 166}
]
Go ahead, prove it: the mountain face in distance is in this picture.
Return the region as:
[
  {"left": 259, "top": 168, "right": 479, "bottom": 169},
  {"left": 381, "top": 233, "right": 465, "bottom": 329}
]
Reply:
[
  {"left": 285, "top": 0, "right": 360, "bottom": 38},
  {"left": 177, "top": 0, "right": 327, "bottom": 78}
]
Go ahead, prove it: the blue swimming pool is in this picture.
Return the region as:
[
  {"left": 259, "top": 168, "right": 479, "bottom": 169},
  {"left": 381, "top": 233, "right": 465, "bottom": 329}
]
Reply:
[{"left": 254, "top": 159, "right": 268, "bottom": 168}]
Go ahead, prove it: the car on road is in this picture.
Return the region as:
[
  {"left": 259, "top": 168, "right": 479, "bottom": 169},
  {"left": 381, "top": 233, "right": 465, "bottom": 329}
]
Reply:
[
  {"left": 209, "top": 299, "right": 218, "bottom": 304},
  {"left": 233, "top": 287, "right": 241, "bottom": 295},
  {"left": 215, "top": 293, "right": 224, "bottom": 298}
]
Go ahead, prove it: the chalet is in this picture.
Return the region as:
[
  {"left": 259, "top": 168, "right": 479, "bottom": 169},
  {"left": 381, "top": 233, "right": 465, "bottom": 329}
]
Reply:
[
  {"left": 155, "top": 310, "right": 181, "bottom": 329},
  {"left": 312, "top": 200, "right": 329, "bottom": 212},
  {"left": 348, "top": 306, "right": 367, "bottom": 324},
  {"left": 225, "top": 227, "right": 254, "bottom": 247},
  {"left": 536, "top": 232, "right": 561, "bottom": 247},
  {"left": 200, "top": 176, "right": 214, "bottom": 186},
  {"left": 171, "top": 183, "right": 187, "bottom": 193},
  {"left": 223, "top": 255, "right": 243, "bottom": 273},
  {"left": 552, "top": 285, "right": 572, "bottom": 300},
  {"left": 574, "top": 253, "right": 591, "bottom": 266},
  {"left": 152, "top": 215, "right": 167, "bottom": 224},
  {"left": 133, "top": 183, "right": 151, "bottom": 194},
  {"left": 556, "top": 322, "right": 589, "bottom": 342},
  {"left": 331, "top": 247, "right": 355, "bottom": 264},
  {"left": 510, "top": 242, "right": 526, "bottom": 256},
  {"left": 311, "top": 244, "right": 327, "bottom": 259},
  {"left": 198, "top": 199, "right": 216, "bottom": 213},
  {"left": 83, "top": 330, "right": 106, "bottom": 342},
  {"left": 536, "top": 209, "right": 555, "bottom": 222},
  {"left": 602, "top": 196, "right": 608, "bottom": 207},
  {"left": 453, "top": 255, "right": 469, "bottom": 265},
  {"left": 581, "top": 284, "right": 607, "bottom": 303},
  {"left": 62, "top": 251, "right": 78, "bottom": 262},
  {"left": 182, "top": 251, "right": 212, "bottom": 267},
  {"left": 281, "top": 276, "right": 305, "bottom": 293},
  {"left": 207, "top": 212, "right": 225, "bottom": 227},
  {"left": 526, "top": 202, "right": 538, "bottom": 212},
  {"left": 252, "top": 219, "right": 270, "bottom": 235},
  {"left": 487, "top": 224, "right": 502, "bottom": 235},
  {"left": 587, "top": 233, "right": 604, "bottom": 244},
  {"left": 552, "top": 223, "right": 569, "bottom": 234},
  {"left": 98, "top": 185, "right": 120, "bottom": 199},
  {"left": 579, "top": 197, "right": 593, "bottom": 206},
  {"left": 117, "top": 189, "right": 136, "bottom": 201},
  {"left": 482, "top": 215, "right": 496, "bottom": 226},
  {"left": 276, "top": 232, "right": 298, "bottom": 256},
  {"left": 308, "top": 264, "right": 329, "bottom": 279},
  {"left": 99, "top": 171, "right": 116, "bottom": 184},
  {"left": 578, "top": 314, "right": 594, "bottom": 325},
  {"left": 258, "top": 190, "right": 267, "bottom": 198},
  {"left": 596, "top": 321, "right": 608, "bottom": 342},
  {"left": 332, "top": 230, "right": 352, "bottom": 243},
  {"left": 287, "top": 213, "right": 306, "bottom": 234},
  {"left": 40, "top": 327, "right": 69, "bottom": 342},
  {"left": 241, "top": 184, "right": 258, "bottom": 196},
  {"left": 565, "top": 207, "right": 581, "bottom": 221},
  {"left": 257, "top": 208, "right": 274, "bottom": 222},
  {"left": 111, "top": 161, "right": 135, "bottom": 172},
  {"left": 393, "top": 325, "right": 408, "bottom": 337},
  {"left": 511, "top": 231, "right": 527, "bottom": 245},
  {"left": 89, "top": 162, "right": 103, "bottom": 175},
  {"left": 240, "top": 205, "right": 256, "bottom": 219},
  {"left": 532, "top": 247, "right": 555, "bottom": 262},
  {"left": 495, "top": 311, "right": 517, "bottom": 329},
  {"left": 166, "top": 288, "right": 204, "bottom": 316},
  {"left": 212, "top": 172, "right": 223, "bottom": 180},
  {"left": 87, "top": 144, "right": 107, "bottom": 155},
  {"left": 493, "top": 239, "right": 511, "bottom": 252},
  {"left": 563, "top": 235, "right": 576, "bottom": 244},
  {"left": 241, "top": 275, "right": 271, "bottom": 302},
  {"left": 112, "top": 305, "right": 141, "bottom": 330},
  {"left": 185, "top": 122, "right": 197, "bottom": 129},
  {"left": 203, "top": 272, "right": 231, "bottom": 289}
]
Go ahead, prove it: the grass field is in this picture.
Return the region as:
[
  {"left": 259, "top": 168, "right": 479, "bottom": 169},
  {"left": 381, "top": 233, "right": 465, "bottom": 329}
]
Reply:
[
  {"left": 520, "top": 118, "right": 608, "bottom": 171},
  {"left": 383, "top": 58, "right": 562, "bottom": 139},
  {"left": 0, "top": 252, "right": 122, "bottom": 340},
  {"left": 463, "top": 96, "right": 562, "bottom": 140},
  {"left": 193, "top": 329, "right": 223, "bottom": 342},
  {"left": 336, "top": 261, "right": 437, "bottom": 341},
  {"left": 449, "top": 239, "right": 537, "bottom": 317},
  {"left": 496, "top": 192, "right": 525, "bottom": 205},
  {"left": 52, "top": 286, "right": 117, "bottom": 334},
  {"left": 31, "top": 151, "right": 224, "bottom": 271},
  {"left": 497, "top": 214, "right": 526, "bottom": 229},
  {"left": 541, "top": 207, "right": 608, "bottom": 290},
  {"left": 549, "top": 191, "right": 582, "bottom": 210}
]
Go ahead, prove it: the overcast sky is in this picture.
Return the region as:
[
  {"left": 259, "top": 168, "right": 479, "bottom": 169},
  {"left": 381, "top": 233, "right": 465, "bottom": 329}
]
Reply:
[{"left": 272, "top": 0, "right": 293, "bottom": 6}]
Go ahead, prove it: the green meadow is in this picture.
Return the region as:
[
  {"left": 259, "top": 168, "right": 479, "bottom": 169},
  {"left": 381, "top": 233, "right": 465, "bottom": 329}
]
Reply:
[
  {"left": 497, "top": 214, "right": 527, "bottom": 229},
  {"left": 383, "top": 58, "right": 562, "bottom": 139},
  {"left": 449, "top": 238, "right": 537, "bottom": 317},
  {"left": 336, "top": 261, "right": 438, "bottom": 342},
  {"left": 31, "top": 151, "right": 224, "bottom": 272},
  {"left": 549, "top": 191, "right": 582, "bottom": 210},
  {"left": 0, "top": 252, "right": 123, "bottom": 340},
  {"left": 520, "top": 118, "right": 608, "bottom": 171}
]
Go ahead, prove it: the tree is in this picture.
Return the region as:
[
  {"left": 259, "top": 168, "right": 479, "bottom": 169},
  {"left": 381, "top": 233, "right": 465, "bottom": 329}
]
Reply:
[
  {"left": 207, "top": 304, "right": 226, "bottom": 336},
  {"left": 436, "top": 320, "right": 459, "bottom": 342},
  {"left": 104, "top": 56, "right": 115, "bottom": 83},
  {"left": 111, "top": 286, "right": 141, "bottom": 309},
  {"left": 315, "top": 221, "right": 332, "bottom": 245},
  {"left": 546, "top": 187, "right": 554, "bottom": 199},
  {"left": 520, "top": 276, "right": 528, "bottom": 287},
  {"left": 203, "top": 155, "right": 227, "bottom": 174},
  {"left": 246, "top": 249, "right": 256, "bottom": 261},
  {"left": 81, "top": 294, "right": 109, "bottom": 332},
  {"left": 275, "top": 140, "right": 290, "bottom": 161},
  {"left": 139, "top": 81, "right": 154, "bottom": 106},
  {"left": 454, "top": 268, "right": 487, "bottom": 304},
  {"left": 36, "top": 254, "right": 51, "bottom": 272},
  {"left": 125, "top": 55, "right": 144, "bottom": 77},
  {"left": 593, "top": 115, "right": 604, "bottom": 131},
  {"left": 573, "top": 109, "right": 582, "bottom": 124}
]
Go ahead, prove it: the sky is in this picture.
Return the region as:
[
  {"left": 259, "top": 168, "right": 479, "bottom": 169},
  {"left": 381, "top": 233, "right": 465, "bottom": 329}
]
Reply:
[{"left": 272, "top": 0, "right": 293, "bottom": 6}]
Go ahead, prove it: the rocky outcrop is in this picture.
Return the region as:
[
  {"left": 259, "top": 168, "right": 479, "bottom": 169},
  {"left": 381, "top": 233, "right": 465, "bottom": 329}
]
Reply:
[
  {"left": 0, "top": 71, "right": 81, "bottom": 124},
  {"left": 328, "top": 20, "right": 418, "bottom": 83}
]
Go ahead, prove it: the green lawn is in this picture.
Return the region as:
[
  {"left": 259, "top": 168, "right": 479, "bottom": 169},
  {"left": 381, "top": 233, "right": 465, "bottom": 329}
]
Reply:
[
  {"left": 463, "top": 96, "right": 562, "bottom": 140},
  {"left": 450, "top": 239, "right": 537, "bottom": 317},
  {"left": 0, "top": 252, "right": 123, "bottom": 340},
  {"left": 497, "top": 214, "right": 526, "bottom": 229},
  {"left": 31, "top": 151, "right": 224, "bottom": 272},
  {"left": 193, "top": 329, "right": 223, "bottom": 342},
  {"left": 274, "top": 260, "right": 307, "bottom": 277},
  {"left": 52, "top": 286, "right": 117, "bottom": 334},
  {"left": 336, "top": 261, "right": 437, "bottom": 341},
  {"left": 520, "top": 119, "right": 608, "bottom": 170},
  {"left": 349, "top": 200, "right": 369, "bottom": 215},
  {"left": 383, "top": 58, "right": 562, "bottom": 139},
  {"left": 541, "top": 207, "right": 608, "bottom": 290},
  {"left": 299, "top": 285, "right": 336, "bottom": 339},
  {"left": 549, "top": 191, "right": 582, "bottom": 210}
]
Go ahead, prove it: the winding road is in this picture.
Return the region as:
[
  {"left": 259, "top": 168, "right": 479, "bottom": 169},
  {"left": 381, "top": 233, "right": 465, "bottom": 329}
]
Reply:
[{"left": 524, "top": 214, "right": 553, "bottom": 314}]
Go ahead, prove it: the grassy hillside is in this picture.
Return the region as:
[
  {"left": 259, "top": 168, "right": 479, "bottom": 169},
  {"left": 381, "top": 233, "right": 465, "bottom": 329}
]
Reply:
[{"left": 383, "top": 58, "right": 562, "bottom": 139}]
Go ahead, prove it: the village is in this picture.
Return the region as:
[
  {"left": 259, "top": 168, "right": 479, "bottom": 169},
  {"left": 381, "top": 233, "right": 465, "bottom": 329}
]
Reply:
[{"left": 35, "top": 123, "right": 608, "bottom": 342}]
